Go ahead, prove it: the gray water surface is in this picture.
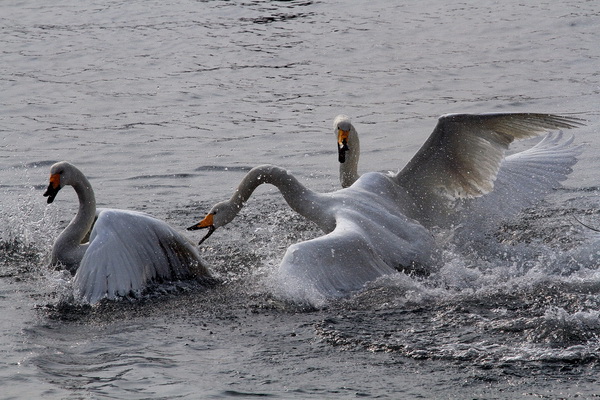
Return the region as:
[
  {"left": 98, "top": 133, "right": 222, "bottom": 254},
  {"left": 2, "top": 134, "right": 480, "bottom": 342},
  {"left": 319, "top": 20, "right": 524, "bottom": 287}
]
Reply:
[{"left": 2, "top": 0, "right": 600, "bottom": 398}]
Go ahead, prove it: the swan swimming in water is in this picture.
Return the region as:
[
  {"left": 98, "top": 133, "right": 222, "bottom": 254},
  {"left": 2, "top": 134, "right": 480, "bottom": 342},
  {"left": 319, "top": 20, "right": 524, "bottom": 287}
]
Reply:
[
  {"left": 189, "top": 113, "right": 583, "bottom": 303},
  {"left": 44, "top": 161, "right": 211, "bottom": 304}
]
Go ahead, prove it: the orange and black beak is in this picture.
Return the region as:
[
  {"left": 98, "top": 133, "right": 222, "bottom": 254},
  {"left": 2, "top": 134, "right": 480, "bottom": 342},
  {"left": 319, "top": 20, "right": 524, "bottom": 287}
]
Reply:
[
  {"left": 43, "top": 174, "right": 62, "bottom": 204},
  {"left": 338, "top": 128, "right": 350, "bottom": 163},
  {"left": 187, "top": 213, "right": 216, "bottom": 245}
]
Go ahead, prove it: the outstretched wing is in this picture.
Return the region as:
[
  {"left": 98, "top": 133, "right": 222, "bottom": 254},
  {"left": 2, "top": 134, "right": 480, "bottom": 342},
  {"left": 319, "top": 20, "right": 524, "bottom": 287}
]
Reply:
[
  {"left": 457, "top": 131, "right": 582, "bottom": 231},
  {"left": 396, "top": 113, "right": 583, "bottom": 202},
  {"left": 73, "top": 209, "right": 208, "bottom": 304},
  {"left": 274, "top": 217, "right": 397, "bottom": 305}
]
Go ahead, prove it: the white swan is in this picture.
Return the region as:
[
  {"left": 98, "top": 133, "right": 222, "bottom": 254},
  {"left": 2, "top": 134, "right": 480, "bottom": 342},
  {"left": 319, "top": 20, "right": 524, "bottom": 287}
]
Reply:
[
  {"left": 189, "top": 113, "right": 583, "bottom": 303},
  {"left": 44, "top": 161, "right": 211, "bottom": 304}
]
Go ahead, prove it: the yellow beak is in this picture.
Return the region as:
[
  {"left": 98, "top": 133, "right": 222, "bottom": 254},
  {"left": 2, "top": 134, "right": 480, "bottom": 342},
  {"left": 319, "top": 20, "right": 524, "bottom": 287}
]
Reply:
[
  {"left": 188, "top": 213, "right": 214, "bottom": 230},
  {"left": 338, "top": 129, "right": 350, "bottom": 148},
  {"left": 187, "top": 213, "right": 217, "bottom": 245},
  {"left": 49, "top": 173, "right": 61, "bottom": 189}
]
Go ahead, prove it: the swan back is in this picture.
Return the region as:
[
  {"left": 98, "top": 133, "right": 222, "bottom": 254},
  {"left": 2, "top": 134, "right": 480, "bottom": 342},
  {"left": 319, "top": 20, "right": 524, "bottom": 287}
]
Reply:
[{"left": 276, "top": 183, "right": 435, "bottom": 303}]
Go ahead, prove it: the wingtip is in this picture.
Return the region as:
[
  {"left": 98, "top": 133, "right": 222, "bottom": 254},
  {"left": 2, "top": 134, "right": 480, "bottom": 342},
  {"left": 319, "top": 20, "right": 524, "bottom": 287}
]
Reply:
[{"left": 545, "top": 113, "right": 587, "bottom": 129}]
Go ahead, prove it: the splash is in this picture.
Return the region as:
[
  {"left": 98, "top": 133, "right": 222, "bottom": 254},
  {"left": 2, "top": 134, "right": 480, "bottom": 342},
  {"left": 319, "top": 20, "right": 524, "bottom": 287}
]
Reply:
[
  {"left": 307, "top": 204, "right": 600, "bottom": 364},
  {"left": 1, "top": 168, "right": 60, "bottom": 272},
  {"left": 194, "top": 194, "right": 600, "bottom": 364}
]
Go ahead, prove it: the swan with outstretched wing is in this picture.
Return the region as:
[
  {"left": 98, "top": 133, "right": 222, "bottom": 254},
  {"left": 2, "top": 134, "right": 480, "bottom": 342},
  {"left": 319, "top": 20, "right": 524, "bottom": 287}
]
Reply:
[{"left": 190, "top": 113, "right": 584, "bottom": 303}]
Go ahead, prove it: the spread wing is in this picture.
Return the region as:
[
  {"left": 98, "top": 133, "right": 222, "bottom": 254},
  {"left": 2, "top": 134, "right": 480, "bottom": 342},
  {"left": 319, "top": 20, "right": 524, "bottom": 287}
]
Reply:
[
  {"left": 457, "top": 131, "right": 582, "bottom": 231},
  {"left": 273, "top": 207, "right": 435, "bottom": 305},
  {"left": 396, "top": 113, "right": 583, "bottom": 202},
  {"left": 73, "top": 209, "right": 209, "bottom": 304},
  {"left": 274, "top": 218, "right": 396, "bottom": 305}
]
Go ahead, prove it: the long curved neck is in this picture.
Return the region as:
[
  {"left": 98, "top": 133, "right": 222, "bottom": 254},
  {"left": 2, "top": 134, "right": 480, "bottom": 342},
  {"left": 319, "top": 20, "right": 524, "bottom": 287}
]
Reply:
[
  {"left": 340, "top": 127, "right": 360, "bottom": 188},
  {"left": 229, "top": 164, "right": 325, "bottom": 225},
  {"left": 55, "top": 171, "right": 96, "bottom": 257}
]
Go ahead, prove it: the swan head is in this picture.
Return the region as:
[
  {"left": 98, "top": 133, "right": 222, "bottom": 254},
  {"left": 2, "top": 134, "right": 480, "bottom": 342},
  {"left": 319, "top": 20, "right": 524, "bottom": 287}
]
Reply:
[
  {"left": 43, "top": 161, "right": 74, "bottom": 203},
  {"left": 187, "top": 200, "right": 240, "bottom": 245}
]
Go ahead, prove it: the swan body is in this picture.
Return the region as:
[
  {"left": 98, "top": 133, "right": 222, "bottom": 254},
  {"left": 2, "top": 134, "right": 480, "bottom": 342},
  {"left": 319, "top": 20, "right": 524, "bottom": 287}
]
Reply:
[
  {"left": 44, "top": 161, "right": 210, "bottom": 304},
  {"left": 189, "top": 165, "right": 435, "bottom": 301},
  {"left": 191, "top": 113, "right": 583, "bottom": 303}
]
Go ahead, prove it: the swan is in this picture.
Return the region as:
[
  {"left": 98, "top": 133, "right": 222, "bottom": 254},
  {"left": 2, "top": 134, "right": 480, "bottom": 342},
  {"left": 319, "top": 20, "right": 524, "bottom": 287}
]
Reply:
[
  {"left": 44, "top": 161, "right": 211, "bottom": 304},
  {"left": 188, "top": 113, "right": 583, "bottom": 303}
]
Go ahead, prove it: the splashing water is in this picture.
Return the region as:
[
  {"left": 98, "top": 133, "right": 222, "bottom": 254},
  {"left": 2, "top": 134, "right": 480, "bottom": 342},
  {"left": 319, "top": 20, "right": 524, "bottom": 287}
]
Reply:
[{"left": 1, "top": 167, "right": 60, "bottom": 270}]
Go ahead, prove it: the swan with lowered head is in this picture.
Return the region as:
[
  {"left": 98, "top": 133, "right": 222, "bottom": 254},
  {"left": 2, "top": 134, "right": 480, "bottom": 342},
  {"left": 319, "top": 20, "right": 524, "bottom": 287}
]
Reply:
[
  {"left": 189, "top": 163, "right": 436, "bottom": 301},
  {"left": 44, "top": 161, "right": 211, "bottom": 304},
  {"left": 189, "top": 113, "right": 583, "bottom": 303}
]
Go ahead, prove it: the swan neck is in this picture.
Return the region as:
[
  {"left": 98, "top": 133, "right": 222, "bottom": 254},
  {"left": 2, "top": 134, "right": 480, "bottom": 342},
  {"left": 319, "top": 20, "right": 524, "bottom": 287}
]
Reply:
[
  {"left": 340, "top": 128, "right": 360, "bottom": 188},
  {"left": 58, "top": 173, "right": 97, "bottom": 247},
  {"left": 230, "top": 165, "right": 321, "bottom": 220}
]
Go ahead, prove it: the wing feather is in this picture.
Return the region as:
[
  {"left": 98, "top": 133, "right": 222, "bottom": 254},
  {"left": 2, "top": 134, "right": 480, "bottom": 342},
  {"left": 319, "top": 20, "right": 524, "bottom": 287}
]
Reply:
[
  {"left": 274, "top": 205, "right": 436, "bottom": 305},
  {"left": 457, "top": 131, "right": 582, "bottom": 230},
  {"left": 397, "top": 113, "right": 584, "bottom": 201},
  {"left": 275, "top": 218, "right": 397, "bottom": 304},
  {"left": 73, "top": 209, "right": 208, "bottom": 303}
]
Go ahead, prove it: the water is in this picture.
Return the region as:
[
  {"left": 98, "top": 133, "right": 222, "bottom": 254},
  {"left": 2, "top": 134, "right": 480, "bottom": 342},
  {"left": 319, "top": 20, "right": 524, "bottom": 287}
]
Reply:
[{"left": 2, "top": 0, "right": 600, "bottom": 398}]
